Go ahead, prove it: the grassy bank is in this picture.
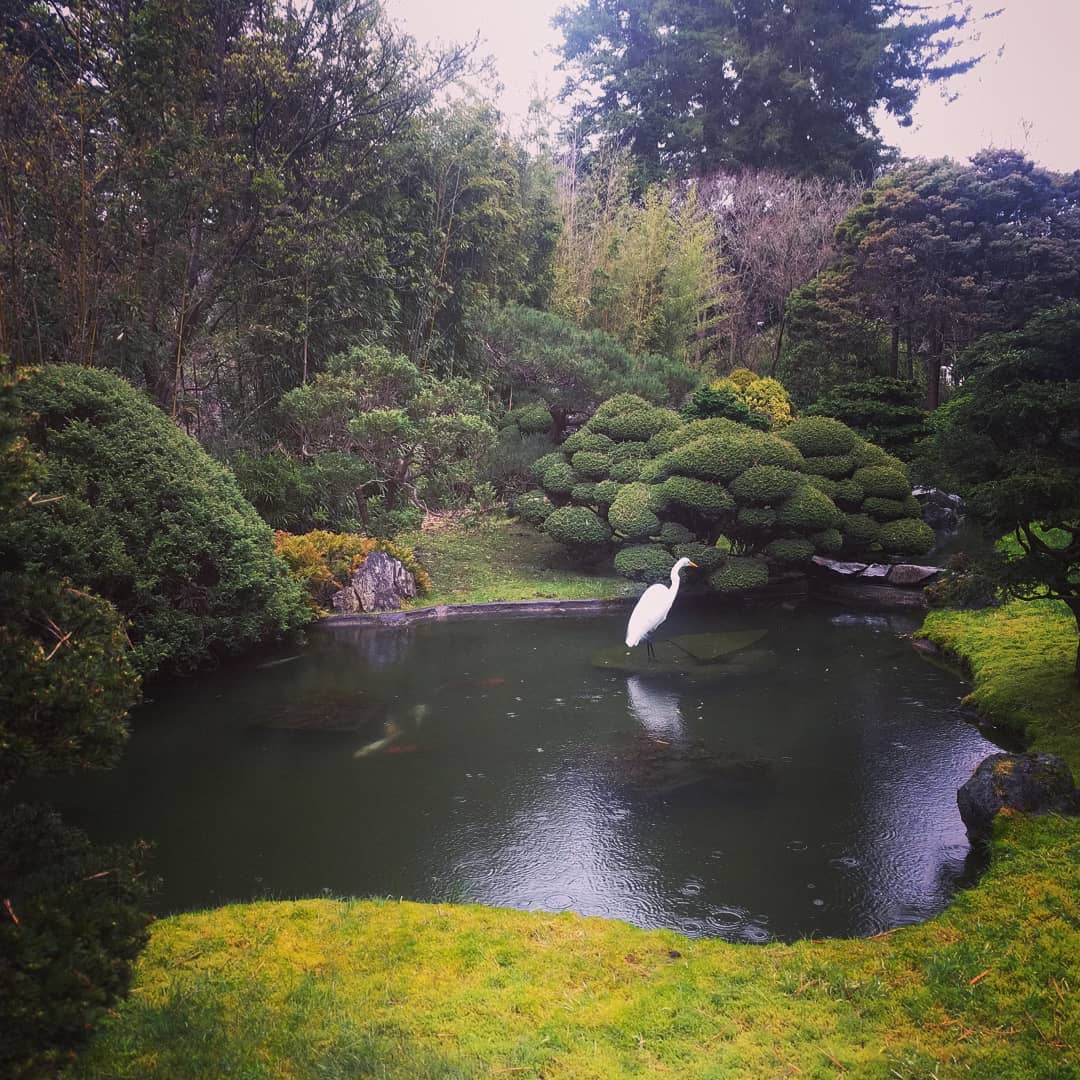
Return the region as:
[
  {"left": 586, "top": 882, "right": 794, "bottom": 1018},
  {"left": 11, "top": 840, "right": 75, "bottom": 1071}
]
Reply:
[
  {"left": 67, "top": 582, "right": 1080, "bottom": 1078},
  {"left": 399, "top": 514, "right": 634, "bottom": 607}
]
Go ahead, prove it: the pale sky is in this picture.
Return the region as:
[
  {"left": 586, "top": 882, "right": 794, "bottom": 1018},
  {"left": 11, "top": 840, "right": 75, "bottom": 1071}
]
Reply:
[{"left": 391, "top": 0, "right": 1080, "bottom": 174}]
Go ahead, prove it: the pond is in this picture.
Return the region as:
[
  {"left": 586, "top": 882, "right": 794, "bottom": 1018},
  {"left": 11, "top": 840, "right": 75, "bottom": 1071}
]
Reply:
[{"left": 36, "top": 602, "right": 1002, "bottom": 943}]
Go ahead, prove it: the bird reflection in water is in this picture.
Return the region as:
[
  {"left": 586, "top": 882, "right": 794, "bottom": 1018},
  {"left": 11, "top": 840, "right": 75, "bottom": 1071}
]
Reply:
[{"left": 626, "top": 675, "right": 686, "bottom": 740}]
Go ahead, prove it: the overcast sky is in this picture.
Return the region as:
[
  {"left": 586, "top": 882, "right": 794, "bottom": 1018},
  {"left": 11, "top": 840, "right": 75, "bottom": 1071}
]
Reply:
[{"left": 390, "top": 0, "right": 1079, "bottom": 174}]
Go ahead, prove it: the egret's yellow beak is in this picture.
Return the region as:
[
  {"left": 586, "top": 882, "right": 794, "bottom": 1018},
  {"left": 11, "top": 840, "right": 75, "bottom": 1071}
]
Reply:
[{"left": 688, "top": 561, "right": 698, "bottom": 568}]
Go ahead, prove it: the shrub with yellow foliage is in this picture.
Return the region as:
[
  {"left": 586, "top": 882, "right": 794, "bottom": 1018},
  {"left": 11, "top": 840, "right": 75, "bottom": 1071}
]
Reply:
[{"left": 710, "top": 368, "right": 795, "bottom": 426}]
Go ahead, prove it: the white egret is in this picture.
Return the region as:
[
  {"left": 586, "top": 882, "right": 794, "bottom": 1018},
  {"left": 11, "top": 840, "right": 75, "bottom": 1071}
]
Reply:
[{"left": 625, "top": 557, "right": 697, "bottom": 660}]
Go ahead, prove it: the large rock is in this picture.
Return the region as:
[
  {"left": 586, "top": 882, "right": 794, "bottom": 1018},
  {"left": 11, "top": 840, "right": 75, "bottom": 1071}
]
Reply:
[
  {"left": 331, "top": 550, "right": 418, "bottom": 614},
  {"left": 913, "top": 487, "right": 964, "bottom": 532},
  {"left": 957, "top": 753, "right": 1080, "bottom": 843}
]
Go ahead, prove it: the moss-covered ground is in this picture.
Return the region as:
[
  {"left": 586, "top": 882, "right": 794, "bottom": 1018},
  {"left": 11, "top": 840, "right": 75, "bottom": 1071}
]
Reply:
[
  {"left": 68, "top": 570, "right": 1080, "bottom": 1078},
  {"left": 398, "top": 514, "right": 635, "bottom": 606}
]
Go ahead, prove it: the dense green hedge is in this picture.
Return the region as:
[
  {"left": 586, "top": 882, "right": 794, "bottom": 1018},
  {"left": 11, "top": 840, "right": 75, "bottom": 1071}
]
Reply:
[
  {"left": 12, "top": 366, "right": 309, "bottom": 676},
  {"left": 543, "top": 505, "right": 611, "bottom": 548}
]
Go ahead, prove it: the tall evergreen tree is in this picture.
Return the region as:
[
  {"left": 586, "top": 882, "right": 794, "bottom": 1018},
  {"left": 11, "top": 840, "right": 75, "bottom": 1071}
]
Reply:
[{"left": 556, "top": 0, "right": 981, "bottom": 182}]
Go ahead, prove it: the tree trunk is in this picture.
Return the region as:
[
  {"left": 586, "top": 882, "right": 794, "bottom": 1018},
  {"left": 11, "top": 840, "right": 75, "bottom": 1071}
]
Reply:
[
  {"left": 1067, "top": 597, "right": 1080, "bottom": 685},
  {"left": 890, "top": 323, "right": 900, "bottom": 378},
  {"left": 925, "top": 327, "right": 943, "bottom": 410}
]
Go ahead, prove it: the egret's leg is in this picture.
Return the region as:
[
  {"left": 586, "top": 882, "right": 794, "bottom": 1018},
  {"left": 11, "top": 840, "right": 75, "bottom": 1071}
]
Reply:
[{"left": 646, "top": 639, "right": 656, "bottom": 661}]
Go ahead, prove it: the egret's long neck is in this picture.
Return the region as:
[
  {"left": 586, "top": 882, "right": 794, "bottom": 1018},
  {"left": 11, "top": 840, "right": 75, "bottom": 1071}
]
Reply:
[{"left": 669, "top": 565, "right": 683, "bottom": 593}]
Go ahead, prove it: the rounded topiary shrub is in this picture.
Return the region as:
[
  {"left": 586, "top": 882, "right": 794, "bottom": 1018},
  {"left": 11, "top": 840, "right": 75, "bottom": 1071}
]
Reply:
[
  {"left": 737, "top": 506, "right": 777, "bottom": 530},
  {"left": 540, "top": 459, "right": 577, "bottom": 495},
  {"left": 544, "top": 505, "right": 611, "bottom": 548},
  {"left": 561, "top": 429, "right": 616, "bottom": 455},
  {"left": 811, "top": 528, "right": 844, "bottom": 554},
  {"left": 801, "top": 454, "right": 856, "bottom": 479},
  {"left": 506, "top": 403, "right": 553, "bottom": 435},
  {"left": 775, "top": 483, "right": 842, "bottom": 532},
  {"left": 832, "top": 478, "right": 865, "bottom": 508},
  {"left": 12, "top": 365, "right": 308, "bottom": 676},
  {"left": 608, "top": 483, "right": 661, "bottom": 541},
  {"left": 657, "top": 520, "right": 695, "bottom": 546},
  {"left": 614, "top": 543, "right": 678, "bottom": 583},
  {"left": 803, "top": 474, "right": 840, "bottom": 498},
  {"left": 571, "top": 450, "right": 612, "bottom": 479},
  {"left": 591, "top": 404, "right": 681, "bottom": 442},
  {"left": 877, "top": 517, "right": 935, "bottom": 556},
  {"left": 609, "top": 458, "right": 644, "bottom": 483},
  {"left": 708, "top": 557, "right": 769, "bottom": 591},
  {"left": 841, "top": 512, "right": 880, "bottom": 547},
  {"left": 862, "top": 496, "right": 910, "bottom": 521},
  {"left": 782, "top": 416, "right": 858, "bottom": 457},
  {"left": 661, "top": 474, "right": 735, "bottom": 517},
  {"left": 512, "top": 489, "right": 553, "bottom": 526},
  {"left": 531, "top": 452, "right": 566, "bottom": 482},
  {"left": 729, "top": 465, "right": 801, "bottom": 506},
  {"left": 766, "top": 537, "right": 816, "bottom": 563},
  {"left": 853, "top": 466, "right": 911, "bottom": 500}
]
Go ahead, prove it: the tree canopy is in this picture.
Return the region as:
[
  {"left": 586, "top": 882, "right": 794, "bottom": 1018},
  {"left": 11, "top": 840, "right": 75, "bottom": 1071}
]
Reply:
[
  {"left": 920, "top": 304, "right": 1080, "bottom": 679},
  {"left": 556, "top": 0, "right": 981, "bottom": 182}
]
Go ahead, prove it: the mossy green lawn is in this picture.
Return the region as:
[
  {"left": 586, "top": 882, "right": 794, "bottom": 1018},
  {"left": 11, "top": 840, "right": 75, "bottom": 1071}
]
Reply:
[
  {"left": 68, "top": 582, "right": 1080, "bottom": 1078},
  {"left": 397, "top": 515, "right": 635, "bottom": 606}
]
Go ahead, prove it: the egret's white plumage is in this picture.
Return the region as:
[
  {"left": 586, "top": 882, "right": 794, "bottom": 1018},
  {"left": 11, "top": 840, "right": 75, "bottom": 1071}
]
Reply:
[{"left": 625, "top": 557, "right": 697, "bottom": 657}]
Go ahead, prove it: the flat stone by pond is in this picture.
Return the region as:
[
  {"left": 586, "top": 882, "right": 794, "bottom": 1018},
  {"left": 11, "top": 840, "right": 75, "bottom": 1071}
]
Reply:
[{"left": 28, "top": 603, "right": 1003, "bottom": 943}]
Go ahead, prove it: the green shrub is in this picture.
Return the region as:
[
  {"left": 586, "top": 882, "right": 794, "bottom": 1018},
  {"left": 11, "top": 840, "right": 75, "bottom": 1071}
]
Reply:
[
  {"left": 878, "top": 517, "right": 935, "bottom": 556},
  {"left": 592, "top": 393, "right": 652, "bottom": 419},
  {"left": 571, "top": 450, "right": 612, "bottom": 479},
  {"left": 540, "top": 460, "right": 577, "bottom": 495},
  {"left": 661, "top": 475, "right": 735, "bottom": 517},
  {"left": 766, "top": 537, "right": 816, "bottom": 563},
  {"left": 608, "top": 483, "right": 661, "bottom": 541},
  {"left": 811, "top": 528, "right": 844, "bottom": 554},
  {"left": 775, "top": 483, "right": 842, "bottom": 532},
  {"left": 782, "top": 415, "right": 859, "bottom": 456},
  {"left": 512, "top": 489, "right": 554, "bottom": 526},
  {"left": 672, "top": 542, "right": 726, "bottom": 571},
  {"left": 609, "top": 458, "right": 644, "bottom": 483},
  {"left": 571, "top": 482, "right": 600, "bottom": 505},
  {"left": 708, "top": 557, "right": 769, "bottom": 591},
  {"left": 562, "top": 429, "right": 616, "bottom": 455},
  {"left": 806, "top": 377, "right": 926, "bottom": 459},
  {"left": 832, "top": 478, "right": 865, "bottom": 508},
  {"left": 613, "top": 543, "right": 676, "bottom": 582},
  {"left": 610, "top": 440, "right": 651, "bottom": 463},
  {"left": 849, "top": 439, "right": 891, "bottom": 468},
  {"left": 801, "top": 453, "right": 856, "bottom": 479},
  {"left": 853, "top": 465, "right": 911, "bottom": 500},
  {"left": 637, "top": 456, "right": 671, "bottom": 483},
  {"left": 657, "top": 521, "right": 695, "bottom": 546},
  {"left": 737, "top": 506, "right": 777, "bottom": 530},
  {"left": 667, "top": 430, "right": 802, "bottom": 482},
  {"left": 505, "top": 403, "right": 553, "bottom": 435},
  {"left": 862, "top": 496, "right": 910, "bottom": 521},
  {"left": 803, "top": 474, "right": 840, "bottom": 498},
  {"left": 12, "top": 366, "right": 308, "bottom": 677},
  {"left": 841, "top": 512, "right": 880, "bottom": 546},
  {"left": 531, "top": 452, "right": 566, "bottom": 481},
  {"left": 593, "top": 480, "right": 620, "bottom": 507},
  {"left": 729, "top": 465, "right": 801, "bottom": 506},
  {"left": 0, "top": 805, "right": 153, "bottom": 1079},
  {"left": 680, "top": 386, "right": 771, "bottom": 429},
  {"left": 481, "top": 429, "right": 557, "bottom": 498},
  {"left": 591, "top": 404, "right": 682, "bottom": 442},
  {"left": 544, "top": 506, "right": 612, "bottom": 548}
]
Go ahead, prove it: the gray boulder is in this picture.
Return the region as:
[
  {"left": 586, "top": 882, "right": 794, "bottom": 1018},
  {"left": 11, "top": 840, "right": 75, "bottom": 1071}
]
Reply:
[
  {"left": 352, "top": 549, "right": 418, "bottom": 612},
  {"left": 913, "top": 487, "right": 964, "bottom": 532},
  {"left": 957, "top": 753, "right": 1079, "bottom": 843}
]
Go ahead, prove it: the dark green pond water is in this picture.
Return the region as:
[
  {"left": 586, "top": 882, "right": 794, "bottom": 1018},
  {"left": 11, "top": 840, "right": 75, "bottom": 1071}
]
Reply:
[{"left": 38, "top": 602, "right": 1001, "bottom": 943}]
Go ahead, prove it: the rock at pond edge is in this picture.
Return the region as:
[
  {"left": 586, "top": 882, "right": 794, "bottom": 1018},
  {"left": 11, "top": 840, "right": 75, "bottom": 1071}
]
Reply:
[
  {"left": 332, "top": 550, "right": 418, "bottom": 613},
  {"left": 957, "top": 753, "right": 1080, "bottom": 844}
]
